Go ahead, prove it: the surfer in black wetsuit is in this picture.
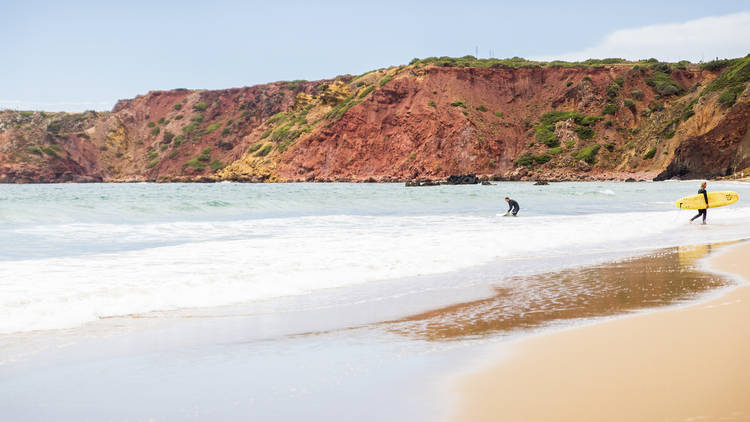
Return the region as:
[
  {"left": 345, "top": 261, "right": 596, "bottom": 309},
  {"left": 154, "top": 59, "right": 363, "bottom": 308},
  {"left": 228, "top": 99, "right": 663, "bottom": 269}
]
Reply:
[
  {"left": 690, "top": 182, "right": 708, "bottom": 224},
  {"left": 505, "top": 197, "right": 520, "bottom": 216}
]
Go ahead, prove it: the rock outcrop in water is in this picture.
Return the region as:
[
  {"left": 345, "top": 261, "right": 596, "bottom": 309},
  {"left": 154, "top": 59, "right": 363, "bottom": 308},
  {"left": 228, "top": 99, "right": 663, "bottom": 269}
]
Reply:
[
  {"left": 1, "top": 55, "right": 749, "bottom": 183},
  {"left": 445, "top": 174, "right": 482, "bottom": 185}
]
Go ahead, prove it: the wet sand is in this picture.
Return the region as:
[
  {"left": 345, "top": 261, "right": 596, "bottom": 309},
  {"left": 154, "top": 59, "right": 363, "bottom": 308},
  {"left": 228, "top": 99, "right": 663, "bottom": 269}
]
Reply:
[
  {"left": 389, "top": 244, "right": 730, "bottom": 341},
  {"left": 452, "top": 241, "right": 750, "bottom": 421}
]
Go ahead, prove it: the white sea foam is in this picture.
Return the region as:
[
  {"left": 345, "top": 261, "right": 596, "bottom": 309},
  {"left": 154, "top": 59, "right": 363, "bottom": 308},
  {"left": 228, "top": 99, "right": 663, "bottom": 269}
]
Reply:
[
  {"left": 2, "top": 182, "right": 750, "bottom": 334},
  {"left": 3, "top": 204, "right": 750, "bottom": 334}
]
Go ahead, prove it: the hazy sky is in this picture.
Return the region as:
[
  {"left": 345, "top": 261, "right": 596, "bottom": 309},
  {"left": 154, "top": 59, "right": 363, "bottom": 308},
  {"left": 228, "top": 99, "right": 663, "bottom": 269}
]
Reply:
[{"left": 1, "top": 0, "right": 748, "bottom": 111}]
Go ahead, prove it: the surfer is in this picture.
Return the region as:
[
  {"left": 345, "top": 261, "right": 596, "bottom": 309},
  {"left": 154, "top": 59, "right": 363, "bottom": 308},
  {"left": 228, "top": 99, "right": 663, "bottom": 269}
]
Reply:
[
  {"left": 505, "top": 197, "right": 520, "bottom": 216},
  {"left": 689, "top": 182, "right": 708, "bottom": 224}
]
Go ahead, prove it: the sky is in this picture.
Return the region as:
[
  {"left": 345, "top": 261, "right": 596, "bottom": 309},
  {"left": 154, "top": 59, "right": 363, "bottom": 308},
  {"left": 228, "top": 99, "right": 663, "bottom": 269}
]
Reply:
[{"left": 1, "top": 0, "right": 748, "bottom": 112}]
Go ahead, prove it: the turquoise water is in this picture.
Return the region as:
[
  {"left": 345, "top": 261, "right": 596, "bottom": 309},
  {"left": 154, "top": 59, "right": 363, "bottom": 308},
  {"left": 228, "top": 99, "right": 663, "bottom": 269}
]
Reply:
[
  {"left": 1, "top": 181, "right": 750, "bottom": 334},
  {"left": 0, "top": 180, "right": 734, "bottom": 226}
]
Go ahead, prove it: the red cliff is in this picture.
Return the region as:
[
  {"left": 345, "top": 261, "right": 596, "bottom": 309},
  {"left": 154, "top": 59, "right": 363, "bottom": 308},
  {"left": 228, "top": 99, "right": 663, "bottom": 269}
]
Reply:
[{"left": 1, "top": 56, "right": 748, "bottom": 183}]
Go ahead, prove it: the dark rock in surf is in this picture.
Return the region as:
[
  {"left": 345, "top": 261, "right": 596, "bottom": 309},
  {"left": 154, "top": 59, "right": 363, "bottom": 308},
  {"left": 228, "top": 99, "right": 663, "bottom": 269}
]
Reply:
[{"left": 445, "top": 174, "right": 480, "bottom": 185}]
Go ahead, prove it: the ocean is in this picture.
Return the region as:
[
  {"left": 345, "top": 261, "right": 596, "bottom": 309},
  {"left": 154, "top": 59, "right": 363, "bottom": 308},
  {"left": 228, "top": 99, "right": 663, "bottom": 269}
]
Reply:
[
  {"left": 1, "top": 181, "right": 749, "bottom": 420},
  {"left": 2, "top": 181, "right": 750, "bottom": 334}
]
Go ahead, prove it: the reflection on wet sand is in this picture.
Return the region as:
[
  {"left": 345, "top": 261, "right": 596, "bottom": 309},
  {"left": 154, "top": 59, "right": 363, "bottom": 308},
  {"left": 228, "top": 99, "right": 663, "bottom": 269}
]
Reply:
[{"left": 387, "top": 244, "right": 732, "bottom": 341}]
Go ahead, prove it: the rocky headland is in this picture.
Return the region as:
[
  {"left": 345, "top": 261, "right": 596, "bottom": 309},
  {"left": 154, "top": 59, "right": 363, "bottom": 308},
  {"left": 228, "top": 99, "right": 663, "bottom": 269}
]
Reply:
[{"left": 1, "top": 55, "right": 749, "bottom": 183}]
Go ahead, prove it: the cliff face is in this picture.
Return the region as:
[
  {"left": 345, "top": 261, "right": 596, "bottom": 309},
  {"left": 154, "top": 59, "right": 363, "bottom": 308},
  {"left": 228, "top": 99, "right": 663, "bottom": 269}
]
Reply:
[
  {"left": 1, "top": 56, "right": 749, "bottom": 183},
  {"left": 655, "top": 102, "right": 750, "bottom": 180}
]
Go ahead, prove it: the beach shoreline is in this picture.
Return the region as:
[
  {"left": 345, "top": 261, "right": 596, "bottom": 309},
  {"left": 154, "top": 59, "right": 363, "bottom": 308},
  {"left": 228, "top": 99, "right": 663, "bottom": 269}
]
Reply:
[{"left": 451, "top": 240, "right": 750, "bottom": 421}]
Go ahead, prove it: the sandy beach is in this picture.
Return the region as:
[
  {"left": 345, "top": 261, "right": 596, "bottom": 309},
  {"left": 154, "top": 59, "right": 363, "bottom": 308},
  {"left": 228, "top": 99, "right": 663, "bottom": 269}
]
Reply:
[{"left": 453, "top": 241, "right": 750, "bottom": 422}]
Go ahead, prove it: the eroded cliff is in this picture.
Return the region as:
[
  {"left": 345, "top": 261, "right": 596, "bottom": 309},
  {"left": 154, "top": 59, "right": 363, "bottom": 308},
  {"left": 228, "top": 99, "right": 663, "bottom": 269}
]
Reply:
[{"left": 1, "top": 55, "right": 748, "bottom": 183}]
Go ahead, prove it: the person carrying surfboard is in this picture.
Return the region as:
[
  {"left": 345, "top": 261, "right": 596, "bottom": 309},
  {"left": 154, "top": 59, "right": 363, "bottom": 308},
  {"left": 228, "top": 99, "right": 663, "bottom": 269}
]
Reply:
[
  {"left": 675, "top": 185, "right": 738, "bottom": 215},
  {"left": 689, "top": 182, "right": 709, "bottom": 224},
  {"left": 505, "top": 197, "right": 520, "bottom": 216}
]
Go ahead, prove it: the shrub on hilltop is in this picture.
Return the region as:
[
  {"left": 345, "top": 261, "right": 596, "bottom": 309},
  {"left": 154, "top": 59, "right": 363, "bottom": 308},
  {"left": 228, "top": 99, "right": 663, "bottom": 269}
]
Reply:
[
  {"left": 646, "top": 71, "right": 683, "bottom": 96},
  {"left": 703, "top": 55, "right": 750, "bottom": 96}
]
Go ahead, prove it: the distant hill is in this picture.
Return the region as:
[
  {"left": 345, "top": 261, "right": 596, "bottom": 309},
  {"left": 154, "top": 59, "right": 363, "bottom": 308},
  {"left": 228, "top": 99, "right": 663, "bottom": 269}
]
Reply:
[{"left": 1, "top": 55, "right": 749, "bottom": 183}]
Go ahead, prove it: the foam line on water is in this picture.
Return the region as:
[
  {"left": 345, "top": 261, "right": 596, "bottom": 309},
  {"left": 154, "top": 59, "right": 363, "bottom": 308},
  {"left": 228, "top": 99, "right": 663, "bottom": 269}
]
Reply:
[{"left": 3, "top": 206, "right": 750, "bottom": 334}]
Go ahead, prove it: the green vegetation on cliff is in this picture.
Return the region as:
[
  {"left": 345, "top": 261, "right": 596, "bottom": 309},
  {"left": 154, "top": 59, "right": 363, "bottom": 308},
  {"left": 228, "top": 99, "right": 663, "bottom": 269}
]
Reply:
[
  {"left": 646, "top": 71, "right": 683, "bottom": 96},
  {"left": 205, "top": 122, "right": 222, "bottom": 133},
  {"left": 702, "top": 55, "right": 750, "bottom": 106},
  {"left": 702, "top": 55, "right": 750, "bottom": 89},
  {"left": 256, "top": 144, "right": 272, "bottom": 157},
  {"left": 718, "top": 85, "right": 745, "bottom": 107},
  {"left": 575, "top": 144, "right": 600, "bottom": 164},
  {"left": 183, "top": 147, "right": 212, "bottom": 171},
  {"left": 410, "top": 56, "right": 641, "bottom": 69},
  {"left": 325, "top": 96, "right": 360, "bottom": 120},
  {"left": 535, "top": 126, "right": 558, "bottom": 147},
  {"left": 535, "top": 110, "right": 602, "bottom": 148},
  {"left": 409, "top": 56, "right": 706, "bottom": 71},
  {"left": 210, "top": 160, "right": 225, "bottom": 171},
  {"left": 607, "top": 84, "right": 620, "bottom": 100},
  {"left": 602, "top": 103, "right": 618, "bottom": 115},
  {"left": 515, "top": 152, "right": 552, "bottom": 167},
  {"left": 574, "top": 126, "right": 595, "bottom": 140},
  {"left": 46, "top": 121, "right": 62, "bottom": 134},
  {"left": 412, "top": 56, "right": 541, "bottom": 68},
  {"left": 41, "top": 145, "right": 62, "bottom": 158},
  {"left": 358, "top": 86, "right": 375, "bottom": 98}
]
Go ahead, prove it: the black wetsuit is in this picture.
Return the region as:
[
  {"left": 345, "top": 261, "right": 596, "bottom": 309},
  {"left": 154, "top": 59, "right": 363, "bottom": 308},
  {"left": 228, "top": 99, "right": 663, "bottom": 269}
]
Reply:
[
  {"left": 690, "top": 188, "right": 708, "bottom": 223},
  {"left": 507, "top": 199, "right": 520, "bottom": 216}
]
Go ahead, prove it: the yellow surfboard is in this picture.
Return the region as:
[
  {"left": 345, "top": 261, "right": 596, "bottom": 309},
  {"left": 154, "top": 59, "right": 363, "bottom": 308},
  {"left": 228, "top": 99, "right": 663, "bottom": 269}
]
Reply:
[{"left": 675, "top": 191, "right": 739, "bottom": 209}]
